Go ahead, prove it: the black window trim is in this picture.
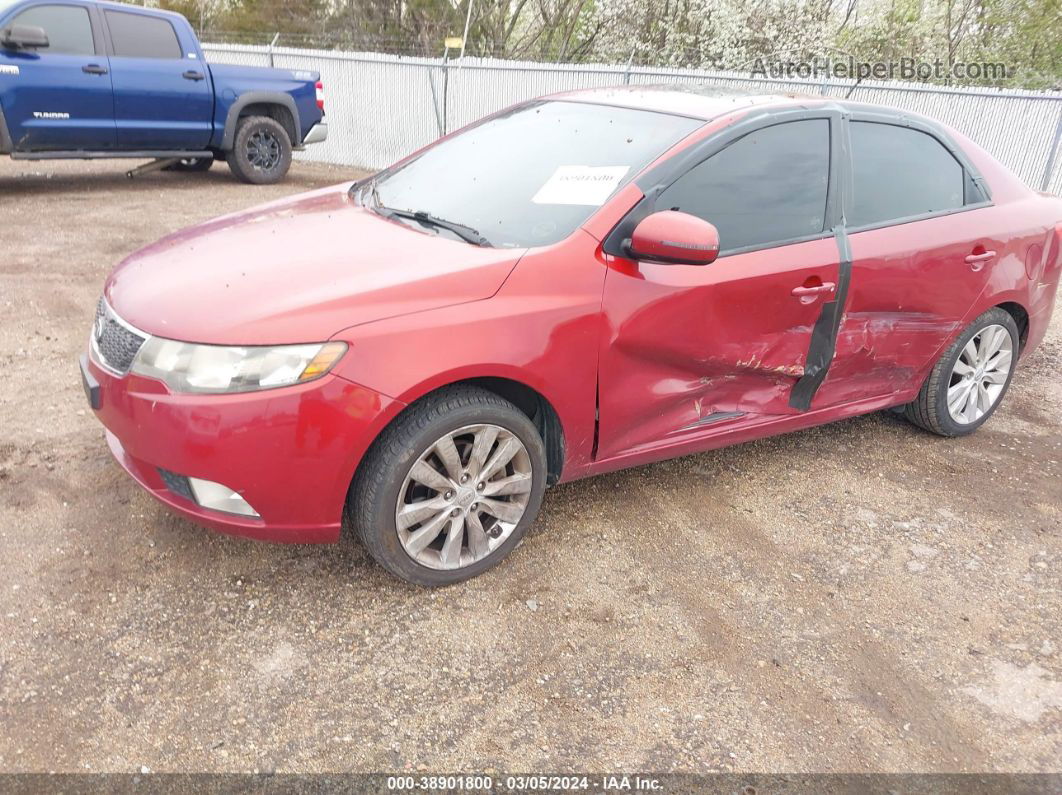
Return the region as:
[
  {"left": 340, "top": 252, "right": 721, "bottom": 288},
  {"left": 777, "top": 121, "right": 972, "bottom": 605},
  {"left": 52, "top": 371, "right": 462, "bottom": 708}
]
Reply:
[
  {"left": 602, "top": 107, "right": 847, "bottom": 259},
  {"left": 841, "top": 110, "right": 993, "bottom": 235},
  {"left": 101, "top": 7, "right": 183, "bottom": 61},
  {"left": 7, "top": 0, "right": 103, "bottom": 57},
  {"left": 602, "top": 103, "right": 996, "bottom": 258}
]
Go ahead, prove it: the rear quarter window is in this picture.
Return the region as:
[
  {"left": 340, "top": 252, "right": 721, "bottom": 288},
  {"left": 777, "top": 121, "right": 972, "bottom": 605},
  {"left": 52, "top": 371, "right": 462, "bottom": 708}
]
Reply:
[
  {"left": 849, "top": 121, "right": 966, "bottom": 228},
  {"left": 105, "top": 10, "right": 181, "bottom": 59}
]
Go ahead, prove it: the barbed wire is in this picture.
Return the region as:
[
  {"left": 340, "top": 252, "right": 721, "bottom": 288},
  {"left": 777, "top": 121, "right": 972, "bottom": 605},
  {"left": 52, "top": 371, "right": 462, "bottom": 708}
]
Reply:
[{"left": 195, "top": 27, "right": 1059, "bottom": 89}]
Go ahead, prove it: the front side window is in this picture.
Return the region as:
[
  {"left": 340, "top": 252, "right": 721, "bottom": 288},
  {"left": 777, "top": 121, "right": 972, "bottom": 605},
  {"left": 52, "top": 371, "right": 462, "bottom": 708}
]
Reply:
[
  {"left": 657, "top": 119, "right": 831, "bottom": 252},
  {"left": 105, "top": 10, "right": 181, "bottom": 59},
  {"left": 370, "top": 101, "right": 703, "bottom": 248},
  {"left": 848, "top": 121, "right": 965, "bottom": 228},
  {"left": 10, "top": 4, "right": 94, "bottom": 56}
]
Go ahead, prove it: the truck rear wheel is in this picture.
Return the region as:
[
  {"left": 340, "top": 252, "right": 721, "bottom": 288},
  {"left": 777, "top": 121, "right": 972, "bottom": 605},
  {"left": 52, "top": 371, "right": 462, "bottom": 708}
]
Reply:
[{"left": 227, "top": 116, "right": 292, "bottom": 185}]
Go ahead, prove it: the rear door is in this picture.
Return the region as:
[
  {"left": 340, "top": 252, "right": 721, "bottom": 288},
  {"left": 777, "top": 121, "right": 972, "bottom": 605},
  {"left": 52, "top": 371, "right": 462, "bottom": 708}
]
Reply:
[
  {"left": 0, "top": 1, "right": 114, "bottom": 151},
  {"left": 597, "top": 115, "right": 843, "bottom": 460},
  {"left": 814, "top": 116, "right": 999, "bottom": 407},
  {"left": 102, "top": 8, "right": 213, "bottom": 150}
]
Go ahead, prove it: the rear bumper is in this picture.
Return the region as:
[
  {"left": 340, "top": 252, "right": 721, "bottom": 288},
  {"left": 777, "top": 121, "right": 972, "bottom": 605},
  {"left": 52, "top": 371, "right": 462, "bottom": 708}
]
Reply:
[
  {"left": 301, "top": 122, "right": 328, "bottom": 146},
  {"left": 84, "top": 351, "right": 400, "bottom": 544}
]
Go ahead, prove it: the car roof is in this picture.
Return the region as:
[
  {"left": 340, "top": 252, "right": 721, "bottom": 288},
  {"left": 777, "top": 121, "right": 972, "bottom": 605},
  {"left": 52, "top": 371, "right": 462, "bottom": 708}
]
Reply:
[{"left": 549, "top": 84, "right": 827, "bottom": 120}]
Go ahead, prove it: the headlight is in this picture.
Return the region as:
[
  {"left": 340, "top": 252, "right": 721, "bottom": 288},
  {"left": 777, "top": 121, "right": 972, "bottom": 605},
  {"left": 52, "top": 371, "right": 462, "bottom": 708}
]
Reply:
[{"left": 130, "top": 339, "right": 347, "bottom": 394}]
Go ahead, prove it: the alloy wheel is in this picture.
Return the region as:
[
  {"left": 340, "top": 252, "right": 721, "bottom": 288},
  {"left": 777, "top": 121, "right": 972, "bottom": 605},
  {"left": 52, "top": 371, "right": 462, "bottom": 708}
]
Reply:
[
  {"left": 395, "top": 424, "right": 534, "bottom": 570},
  {"left": 947, "top": 323, "right": 1013, "bottom": 425},
  {"left": 246, "top": 130, "right": 281, "bottom": 170}
]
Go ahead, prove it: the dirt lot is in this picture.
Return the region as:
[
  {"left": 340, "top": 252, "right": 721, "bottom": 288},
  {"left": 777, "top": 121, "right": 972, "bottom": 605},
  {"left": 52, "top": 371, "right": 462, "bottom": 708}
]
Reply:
[{"left": 0, "top": 158, "right": 1059, "bottom": 775}]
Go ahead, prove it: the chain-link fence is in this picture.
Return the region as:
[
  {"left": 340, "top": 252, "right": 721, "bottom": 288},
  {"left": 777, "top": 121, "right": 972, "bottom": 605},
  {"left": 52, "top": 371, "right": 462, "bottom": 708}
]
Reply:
[{"left": 203, "top": 42, "right": 1062, "bottom": 194}]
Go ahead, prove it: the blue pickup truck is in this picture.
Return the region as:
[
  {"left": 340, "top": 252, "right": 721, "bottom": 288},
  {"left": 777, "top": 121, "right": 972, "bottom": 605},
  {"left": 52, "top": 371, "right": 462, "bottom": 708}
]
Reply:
[{"left": 0, "top": 0, "right": 327, "bottom": 183}]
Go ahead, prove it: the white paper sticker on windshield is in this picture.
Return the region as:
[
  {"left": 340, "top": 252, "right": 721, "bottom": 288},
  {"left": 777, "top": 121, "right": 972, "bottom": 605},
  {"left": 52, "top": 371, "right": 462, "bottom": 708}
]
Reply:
[{"left": 532, "top": 165, "right": 630, "bottom": 206}]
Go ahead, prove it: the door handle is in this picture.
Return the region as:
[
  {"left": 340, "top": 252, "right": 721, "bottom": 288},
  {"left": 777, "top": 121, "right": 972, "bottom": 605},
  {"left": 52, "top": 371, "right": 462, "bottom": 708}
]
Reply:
[
  {"left": 965, "top": 250, "right": 996, "bottom": 270},
  {"left": 791, "top": 282, "right": 836, "bottom": 296},
  {"left": 182, "top": 70, "right": 205, "bottom": 81},
  {"left": 82, "top": 64, "right": 108, "bottom": 75}
]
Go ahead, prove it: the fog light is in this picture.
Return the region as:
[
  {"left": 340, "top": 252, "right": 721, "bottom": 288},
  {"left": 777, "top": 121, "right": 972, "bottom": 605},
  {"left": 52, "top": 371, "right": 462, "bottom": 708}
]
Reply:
[{"left": 187, "top": 477, "right": 260, "bottom": 517}]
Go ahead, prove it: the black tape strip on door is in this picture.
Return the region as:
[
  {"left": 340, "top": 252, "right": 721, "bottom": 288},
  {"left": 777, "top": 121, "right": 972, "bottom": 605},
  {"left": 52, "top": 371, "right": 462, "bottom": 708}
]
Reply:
[{"left": 789, "top": 226, "right": 852, "bottom": 412}]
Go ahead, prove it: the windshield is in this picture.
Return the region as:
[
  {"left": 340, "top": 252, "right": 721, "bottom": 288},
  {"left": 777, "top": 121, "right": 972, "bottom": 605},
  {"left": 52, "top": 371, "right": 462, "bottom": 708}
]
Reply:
[{"left": 368, "top": 101, "right": 702, "bottom": 248}]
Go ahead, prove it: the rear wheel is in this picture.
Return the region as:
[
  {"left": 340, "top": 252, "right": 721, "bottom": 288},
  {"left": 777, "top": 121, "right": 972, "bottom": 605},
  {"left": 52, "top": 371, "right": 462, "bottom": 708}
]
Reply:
[
  {"left": 227, "top": 115, "right": 292, "bottom": 185},
  {"left": 349, "top": 386, "right": 547, "bottom": 586},
  {"left": 903, "top": 307, "right": 1019, "bottom": 436}
]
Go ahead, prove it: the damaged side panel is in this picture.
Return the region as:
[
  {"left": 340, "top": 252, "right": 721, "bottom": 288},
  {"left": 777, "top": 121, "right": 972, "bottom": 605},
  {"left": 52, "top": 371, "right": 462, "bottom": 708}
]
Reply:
[
  {"left": 596, "top": 235, "right": 839, "bottom": 460},
  {"left": 814, "top": 207, "right": 1004, "bottom": 408}
]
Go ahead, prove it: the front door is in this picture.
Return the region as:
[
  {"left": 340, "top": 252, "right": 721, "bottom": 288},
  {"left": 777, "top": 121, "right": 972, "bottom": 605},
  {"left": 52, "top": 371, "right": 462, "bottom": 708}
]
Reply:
[
  {"left": 102, "top": 8, "right": 213, "bottom": 150},
  {"left": 597, "top": 117, "right": 841, "bottom": 461},
  {"left": 0, "top": 2, "right": 114, "bottom": 151}
]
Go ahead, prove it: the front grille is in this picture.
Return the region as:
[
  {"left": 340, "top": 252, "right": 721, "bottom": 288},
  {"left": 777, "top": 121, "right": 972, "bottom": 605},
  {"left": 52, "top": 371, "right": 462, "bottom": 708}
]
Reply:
[
  {"left": 93, "top": 298, "right": 146, "bottom": 373},
  {"left": 157, "top": 468, "right": 195, "bottom": 502}
]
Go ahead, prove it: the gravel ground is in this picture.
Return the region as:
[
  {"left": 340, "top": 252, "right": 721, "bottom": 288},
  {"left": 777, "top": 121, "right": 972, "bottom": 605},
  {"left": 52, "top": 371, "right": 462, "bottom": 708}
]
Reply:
[{"left": 0, "top": 158, "right": 1059, "bottom": 775}]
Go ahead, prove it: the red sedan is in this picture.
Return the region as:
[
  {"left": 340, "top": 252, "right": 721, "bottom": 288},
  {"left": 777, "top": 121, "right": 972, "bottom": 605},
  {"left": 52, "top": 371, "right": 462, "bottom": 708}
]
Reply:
[{"left": 82, "top": 87, "right": 1062, "bottom": 585}]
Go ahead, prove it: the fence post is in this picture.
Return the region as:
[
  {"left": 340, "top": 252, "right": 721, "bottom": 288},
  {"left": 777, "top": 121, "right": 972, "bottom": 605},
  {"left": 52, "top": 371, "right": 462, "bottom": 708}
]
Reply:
[
  {"left": 267, "top": 32, "right": 279, "bottom": 68},
  {"left": 442, "top": 52, "right": 450, "bottom": 136},
  {"left": 1041, "top": 104, "right": 1062, "bottom": 193},
  {"left": 427, "top": 54, "right": 447, "bottom": 138},
  {"left": 623, "top": 48, "right": 635, "bottom": 85}
]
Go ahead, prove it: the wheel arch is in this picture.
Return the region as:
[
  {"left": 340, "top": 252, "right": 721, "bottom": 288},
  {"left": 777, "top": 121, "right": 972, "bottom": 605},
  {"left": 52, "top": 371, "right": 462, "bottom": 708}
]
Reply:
[
  {"left": 995, "top": 300, "right": 1029, "bottom": 352},
  {"left": 0, "top": 104, "right": 12, "bottom": 154},
  {"left": 352, "top": 373, "right": 568, "bottom": 494},
  {"left": 221, "top": 93, "right": 300, "bottom": 150},
  {"left": 459, "top": 376, "right": 566, "bottom": 486}
]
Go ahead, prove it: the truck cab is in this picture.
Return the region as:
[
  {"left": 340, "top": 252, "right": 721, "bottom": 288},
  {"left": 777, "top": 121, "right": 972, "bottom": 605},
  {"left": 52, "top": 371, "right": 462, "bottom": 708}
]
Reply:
[{"left": 0, "top": 0, "right": 327, "bottom": 183}]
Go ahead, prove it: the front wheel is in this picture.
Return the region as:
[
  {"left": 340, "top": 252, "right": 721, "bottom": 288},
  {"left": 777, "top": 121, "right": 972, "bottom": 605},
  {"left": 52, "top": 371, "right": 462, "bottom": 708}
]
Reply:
[
  {"left": 227, "top": 115, "right": 292, "bottom": 185},
  {"left": 349, "top": 386, "right": 547, "bottom": 586},
  {"left": 903, "top": 307, "right": 1019, "bottom": 436}
]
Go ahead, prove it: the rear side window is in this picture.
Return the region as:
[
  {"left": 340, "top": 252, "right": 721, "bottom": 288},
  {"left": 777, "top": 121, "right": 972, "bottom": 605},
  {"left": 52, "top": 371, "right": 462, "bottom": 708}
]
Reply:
[
  {"left": 657, "top": 119, "right": 831, "bottom": 252},
  {"left": 849, "top": 122, "right": 965, "bottom": 228},
  {"left": 105, "top": 10, "right": 181, "bottom": 59},
  {"left": 10, "top": 5, "right": 94, "bottom": 56}
]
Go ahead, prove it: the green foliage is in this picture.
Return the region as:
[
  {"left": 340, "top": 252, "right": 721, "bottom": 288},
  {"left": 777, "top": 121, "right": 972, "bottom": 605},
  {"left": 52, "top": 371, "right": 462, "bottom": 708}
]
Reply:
[{"left": 159, "top": 0, "right": 1061, "bottom": 87}]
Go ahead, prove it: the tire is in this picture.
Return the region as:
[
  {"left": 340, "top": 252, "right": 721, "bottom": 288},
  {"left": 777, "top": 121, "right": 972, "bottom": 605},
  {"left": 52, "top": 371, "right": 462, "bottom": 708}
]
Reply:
[
  {"left": 349, "top": 386, "right": 547, "bottom": 586},
  {"left": 163, "top": 156, "right": 214, "bottom": 173},
  {"left": 903, "top": 307, "right": 1019, "bottom": 437},
  {"left": 226, "top": 115, "right": 292, "bottom": 185}
]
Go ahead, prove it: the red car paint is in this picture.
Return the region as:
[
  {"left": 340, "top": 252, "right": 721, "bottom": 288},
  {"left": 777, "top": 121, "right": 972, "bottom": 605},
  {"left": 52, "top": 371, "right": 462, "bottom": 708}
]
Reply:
[
  {"left": 628, "top": 210, "right": 720, "bottom": 265},
  {"left": 86, "top": 88, "right": 1062, "bottom": 543}
]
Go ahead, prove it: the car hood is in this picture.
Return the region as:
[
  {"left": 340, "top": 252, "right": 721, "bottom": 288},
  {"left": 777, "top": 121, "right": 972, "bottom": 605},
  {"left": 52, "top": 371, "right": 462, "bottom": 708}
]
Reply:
[{"left": 105, "top": 184, "right": 526, "bottom": 345}]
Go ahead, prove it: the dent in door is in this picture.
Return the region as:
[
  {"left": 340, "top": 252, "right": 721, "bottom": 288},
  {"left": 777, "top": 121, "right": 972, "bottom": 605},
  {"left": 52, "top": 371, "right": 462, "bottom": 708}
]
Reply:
[
  {"left": 817, "top": 211, "right": 1002, "bottom": 407},
  {"left": 597, "top": 237, "right": 839, "bottom": 460}
]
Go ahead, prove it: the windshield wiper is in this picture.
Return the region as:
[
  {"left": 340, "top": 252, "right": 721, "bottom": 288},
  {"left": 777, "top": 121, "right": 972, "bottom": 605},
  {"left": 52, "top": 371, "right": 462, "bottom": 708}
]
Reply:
[
  {"left": 377, "top": 207, "right": 491, "bottom": 247},
  {"left": 355, "top": 177, "right": 491, "bottom": 246}
]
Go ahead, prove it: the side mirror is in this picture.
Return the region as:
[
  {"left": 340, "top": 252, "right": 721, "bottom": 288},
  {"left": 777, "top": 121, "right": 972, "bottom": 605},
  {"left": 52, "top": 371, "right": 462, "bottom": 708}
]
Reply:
[
  {"left": 0, "top": 24, "right": 50, "bottom": 50},
  {"left": 625, "top": 210, "right": 719, "bottom": 266}
]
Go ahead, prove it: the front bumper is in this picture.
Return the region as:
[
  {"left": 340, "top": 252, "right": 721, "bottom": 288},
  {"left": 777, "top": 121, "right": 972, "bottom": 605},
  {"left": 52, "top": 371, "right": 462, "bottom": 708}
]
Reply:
[
  {"left": 300, "top": 121, "right": 328, "bottom": 146},
  {"left": 83, "top": 350, "right": 399, "bottom": 544}
]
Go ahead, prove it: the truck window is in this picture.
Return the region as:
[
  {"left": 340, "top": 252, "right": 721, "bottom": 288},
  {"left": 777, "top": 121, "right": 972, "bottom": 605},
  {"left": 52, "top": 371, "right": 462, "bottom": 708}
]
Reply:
[
  {"left": 105, "top": 10, "right": 182, "bottom": 59},
  {"left": 9, "top": 5, "right": 94, "bottom": 56}
]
